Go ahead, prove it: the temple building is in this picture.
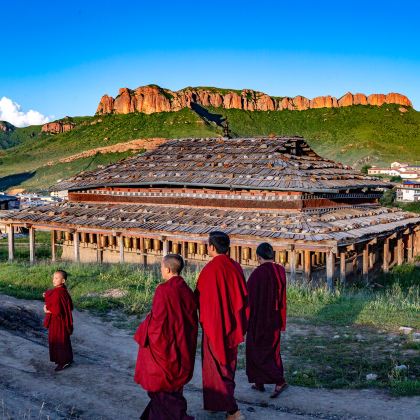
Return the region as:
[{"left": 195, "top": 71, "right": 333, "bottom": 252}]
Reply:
[{"left": 1, "top": 136, "right": 419, "bottom": 288}]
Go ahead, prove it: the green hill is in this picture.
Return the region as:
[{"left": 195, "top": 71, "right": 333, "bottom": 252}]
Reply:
[{"left": 0, "top": 104, "right": 419, "bottom": 192}]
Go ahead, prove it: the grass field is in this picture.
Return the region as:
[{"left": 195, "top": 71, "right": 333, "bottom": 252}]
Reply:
[
  {"left": 0, "top": 258, "right": 418, "bottom": 395},
  {"left": 1, "top": 104, "right": 420, "bottom": 192}
]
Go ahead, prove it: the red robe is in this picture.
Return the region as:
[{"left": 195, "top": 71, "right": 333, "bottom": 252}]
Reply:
[
  {"left": 246, "top": 262, "right": 287, "bottom": 385},
  {"left": 134, "top": 276, "right": 198, "bottom": 419},
  {"left": 43, "top": 285, "right": 74, "bottom": 365},
  {"left": 195, "top": 254, "right": 249, "bottom": 412}
]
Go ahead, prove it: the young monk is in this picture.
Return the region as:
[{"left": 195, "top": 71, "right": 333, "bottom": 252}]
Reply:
[
  {"left": 43, "top": 269, "right": 74, "bottom": 372},
  {"left": 134, "top": 254, "right": 198, "bottom": 420},
  {"left": 246, "top": 242, "right": 287, "bottom": 398},
  {"left": 195, "top": 231, "right": 249, "bottom": 420}
]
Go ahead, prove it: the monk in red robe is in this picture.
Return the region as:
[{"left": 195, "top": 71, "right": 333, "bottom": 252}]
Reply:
[
  {"left": 43, "top": 270, "right": 74, "bottom": 372},
  {"left": 134, "top": 254, "right": 198, "bottom": 420},
  {"left": 246, "top": 242, "right": 287, "bottom": 398},
  {"left": 195, "top": 231, "right": 249, "bottom": 420}
]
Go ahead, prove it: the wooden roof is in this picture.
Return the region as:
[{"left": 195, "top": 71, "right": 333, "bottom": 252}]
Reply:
[
  {"left": 52, "top": 137, "right": 389, "bottom": 193},
  {"left": 3, "top": 202, "right": 419, "bottom": 247}
]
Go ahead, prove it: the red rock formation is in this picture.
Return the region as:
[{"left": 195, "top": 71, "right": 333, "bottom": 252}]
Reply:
[
  {"left": 338, "top": 92, "right": 368, "bottom": 107},
  {"left": 113, "top": 88, "right": 135, "bottom": 114},
  {"left": 279, "top": 97, "right": 294, "bottom": 111},
  {"left": 293, "top": 96, "right": 310, "bottom": 110},
  {"left": 310, "top": 95, "right": 338, "bottom": 109},
  {"left": 42, "top": 120, "right": 75, "bottom": 134},
  {"left": 135, "top": 86, "right": 172, "bottom": 114},
  {"left": 386, "top": 92, "right": 412, "bottom": 107},
  {"left": 96, "top": 95, "right": 115, "bottom": 114},
  {"left": 223, "top": 92, "right": 242, "bottom": 109},
  {"left": 353, "top": 93, "right": 368, "bottom": 105},
  {"left": 95, "top": 85, "right": 413, "bottom": 115},
  {"left": 367, "top": 94, "right": 387, "bottom": 106}
]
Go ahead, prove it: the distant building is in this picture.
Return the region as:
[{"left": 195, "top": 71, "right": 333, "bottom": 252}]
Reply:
[
  {"left": 390, "top": 162, "right": 409, "bottom": 169},
  {"left": 0, "top": 193, "right": 20, "bottom": 210},
  {"left": 368, "top": 167, "right": 401, "bottom": 177},
  {"left": 17, "top": 193, "right": 61, "bottom": 208},
  {"left": 397, "top": 181, "right": 420, "bottom": 202},
  {"left": 50, "top": 190, "right": 68, "bottom": 200},
  {"left": 368, "top": 163, "right": 420, "bottom": 180}
]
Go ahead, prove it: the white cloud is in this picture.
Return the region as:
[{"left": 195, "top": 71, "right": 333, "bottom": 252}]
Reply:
[{"left": 0, "top": 97, "right": 52, "bottom": 127}]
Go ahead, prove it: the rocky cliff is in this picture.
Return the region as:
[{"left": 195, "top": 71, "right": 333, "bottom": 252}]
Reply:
[
  {"left": 96, "top": 85, "right": 412, "bottom": 115},
  {"left": 0, "top": 121, "right": 15, "bottom": 132},
  {"left": 41, "top": 118, "right": 75, "bottom": 134}
]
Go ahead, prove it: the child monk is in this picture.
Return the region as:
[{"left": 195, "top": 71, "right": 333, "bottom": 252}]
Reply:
[
  {"left": 246, "top": 242, "right": 287, "bottom": 398},
  {"left": 43, "top": 269, "right": 74, "bottom": 372},
  {"left": 134, "top": 254, "right": 198, "bottom": 420},
  {"left": 195, "top": 231, "right": 249, "bottom": 420}
]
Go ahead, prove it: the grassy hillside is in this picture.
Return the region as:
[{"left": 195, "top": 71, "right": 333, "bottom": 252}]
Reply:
[
  {"left": 0, "top": 104, "right": 419, "bottom": 192},
  {"left": 0, "top": 124, "right": 43, "bottom": 149},
  {"left": 218, "top": 104, "right": 420, "bottom": 166},
  {"left": 0, "top": 151, "right": 136, "bottom": 192}
]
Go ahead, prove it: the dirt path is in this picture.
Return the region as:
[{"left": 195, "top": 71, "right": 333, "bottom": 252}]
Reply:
[
  {"left": 45, "top": 137, "right": 168, "bottom": 166},
  {"left": 0, "top": 294, "right": 418, "bottom": 420}
]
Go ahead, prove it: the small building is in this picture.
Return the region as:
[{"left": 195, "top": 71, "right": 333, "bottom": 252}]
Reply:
[
  {"left": 50, "top": 190, "right": 68, "bottom": 200},
  {"left": 1, "top": 137, "right": 419, "bottom": 289},
  {"left": 397, "top": 181, "right": 420, "bottom": 202},
  {"left": 391, "top": 162, "right": 409, "bottom": 169},
  {"left": 368, "top": 166, "right": 420, "bottom": 180},
  {"left": 368, "top": 167, "right": 401, "bottom": 177},
  {"left": 0, "top": 193, "right": 20, "bottom": 210}
]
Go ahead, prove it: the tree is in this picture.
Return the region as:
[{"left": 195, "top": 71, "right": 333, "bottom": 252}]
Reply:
[
  {"left": 361, "top": 164, "right": 372, "bottom": 175},
  {"left": 380, "top": 189, "right": 396, "bottom": 207}
]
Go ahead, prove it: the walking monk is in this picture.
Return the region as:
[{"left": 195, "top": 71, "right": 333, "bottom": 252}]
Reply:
[
  {"left": 246, "top": 242, "right": 287, "bottom": 398},
  {"left": 43, "top": 270, "right": 74, "bottom": 372},
  {"left": 195, "top": 231, "right": 249, "bottom": 420},
  {"left": 134, "top": 254, "right": 198, "bottom": 420}
]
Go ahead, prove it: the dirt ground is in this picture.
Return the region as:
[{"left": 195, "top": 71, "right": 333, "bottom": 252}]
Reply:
[{"left": 0, "top": 294, "right": 419, "bottom": 420}]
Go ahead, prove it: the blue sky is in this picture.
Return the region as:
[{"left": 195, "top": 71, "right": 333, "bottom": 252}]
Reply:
[{"left": 1, "top": 0, "right": 420, "bottom": 123}]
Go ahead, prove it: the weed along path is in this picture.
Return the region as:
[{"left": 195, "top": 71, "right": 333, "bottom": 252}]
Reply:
[{"left": 0, "top": 294, "right": 419, "bottom": 420}]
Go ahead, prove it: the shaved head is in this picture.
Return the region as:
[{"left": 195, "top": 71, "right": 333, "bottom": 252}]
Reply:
[
  {"left": 162, "top": 254, "right": 184, "bottom": 275},
  {"left": 55, "top": 270, "right": 68, "bottom": 280}
]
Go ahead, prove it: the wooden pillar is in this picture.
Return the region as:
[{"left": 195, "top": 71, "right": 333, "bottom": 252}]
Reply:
[
  {"left": 362, "top": 243, "right": 369, "bottom": 281},
  {"left": 230, "top": 245, "right": 237, "bottom": 261},
  {"left": 383, "top": 238, "right": 390, "bottom": 273},
  {"left": 326, "top": 250, "right": 335, "bottom": 291},
  {"left": 352, "top": 252, "right": 358, "bottom": 273},
  {"left": 397, "top": 236, "right": 404, "bottom": 265},
  {"left": 119, "top": 235, "right": 124, "bottom": 263},
  {"left": 304, "top": 250, "right": 311, "bottom": 281},
  {"left": 73, "top": 232, "right": 80, "bottom": 263},
  {"left": 340, "top": 251, "right": 346, "bottom": 285},
  {"left": 97, "top": 248, "right": 103, "bottom": 264},
  {"left": 369, "top": 246, "right": 375, "bottom": 269},
  {"left": 288, "top": 247, "right": 296, "bottom": 283},
  {"left": 414, "top": 230, "right": 420, "bottom": 257},
  {"left": 7, "top": 224, "right": 15, "bottom": 262},
  {"left": 140, "top": 237, "right": 147, "bottom": 266},
  {"left": 51, "top": 231, "right": 56, "bottom": 262},
  {"left": 407, "top": 232, "right": 414, "bottom": 263},
  {"left": 29, "top": 227, "right": 35, "bottom": 264},
  {"left": 163, "top": 239, "right": 169, "bottom": 256}
]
